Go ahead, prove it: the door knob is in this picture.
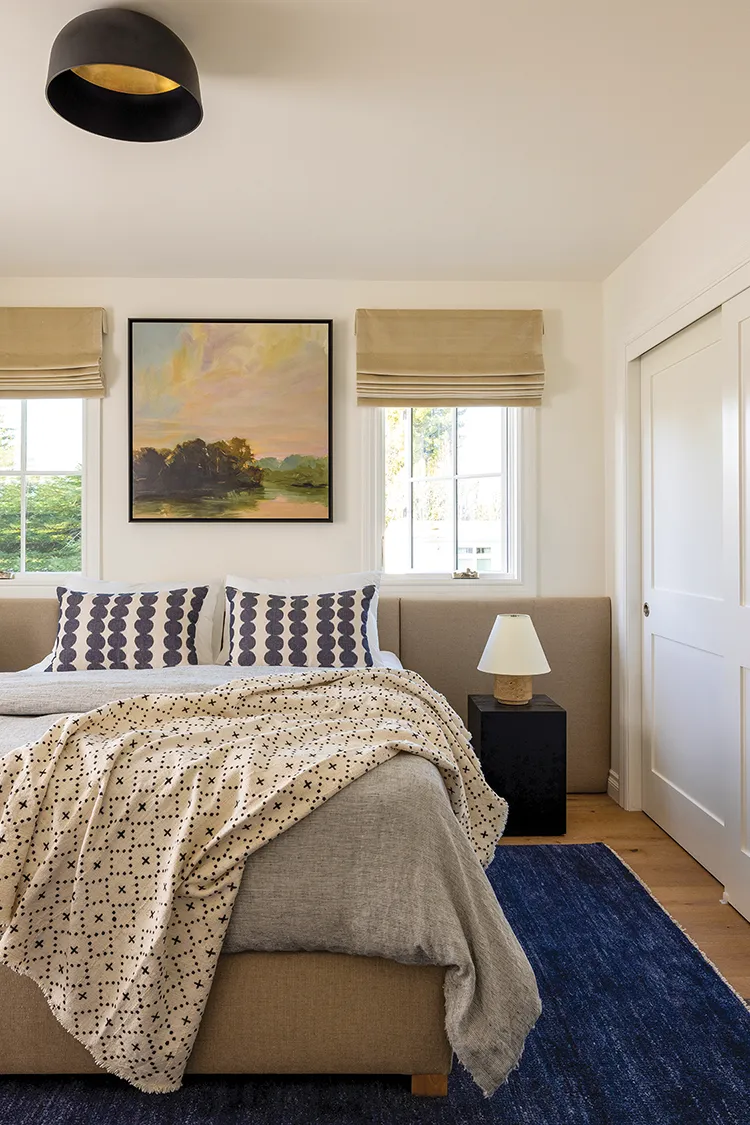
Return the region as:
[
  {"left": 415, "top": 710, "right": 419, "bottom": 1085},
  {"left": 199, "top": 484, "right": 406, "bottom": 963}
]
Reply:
[{"left": 643, "top": 603, "right": 650, "bottom": 617}]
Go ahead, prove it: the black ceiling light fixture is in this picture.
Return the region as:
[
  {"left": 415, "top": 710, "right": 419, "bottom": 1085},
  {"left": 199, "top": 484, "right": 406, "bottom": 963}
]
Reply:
[{"left": 46, "top": 8, "right": 202, "bottom": 142}]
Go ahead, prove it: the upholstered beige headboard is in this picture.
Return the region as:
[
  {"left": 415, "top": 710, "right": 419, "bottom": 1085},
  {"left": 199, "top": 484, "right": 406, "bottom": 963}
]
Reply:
[
  {"left": 0, "top": 594, "right": 610, "bottom": 793},
  {"left": 0, "top": 598, "right": 59, "bottom": 671}
]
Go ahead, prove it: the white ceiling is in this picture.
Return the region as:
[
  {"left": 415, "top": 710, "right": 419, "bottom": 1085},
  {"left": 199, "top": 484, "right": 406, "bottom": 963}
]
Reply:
[{"left": 3, "top": 0, "right": 750, "bottom": 280}]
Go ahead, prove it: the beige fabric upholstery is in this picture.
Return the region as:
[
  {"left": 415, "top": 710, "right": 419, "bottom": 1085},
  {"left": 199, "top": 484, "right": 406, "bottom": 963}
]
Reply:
[
  {"left": 0, "top": 597, "right": 58, "bottom": 671},
  {"left": 0, "top": 954, "right": 451, "bottom": 1076},
  {"left": 398, "top": 597, "right": 611, "bottom": 793},
  {"left": 377, "top": 595, "right": 400, "bottom": 656}
]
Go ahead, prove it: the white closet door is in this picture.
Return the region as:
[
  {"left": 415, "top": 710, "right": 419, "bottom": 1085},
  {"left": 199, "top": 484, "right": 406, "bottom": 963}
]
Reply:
[
  {"left": 720, "top": 289, "right": 750, "bottom": 921},
  {"left": 641, "top": 309, "right": 730, "bottom": 882}
]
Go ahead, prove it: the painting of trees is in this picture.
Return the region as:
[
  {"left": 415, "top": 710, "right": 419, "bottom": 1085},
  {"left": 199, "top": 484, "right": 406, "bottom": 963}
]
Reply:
[
  {"left": 132, "top": 435, "right": 329, "bottom": 514},
  {"left": 133, "top": 437, "right": 264, "bottom": 499},
  {"left": 130, "top": 319, "right": 331, "bottom": 521}
]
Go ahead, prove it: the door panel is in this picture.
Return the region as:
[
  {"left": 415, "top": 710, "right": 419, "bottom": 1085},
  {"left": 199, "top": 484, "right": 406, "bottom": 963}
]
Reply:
[
  {"left": 721, "top": 290, "right": 750, "bottom": 921},
  {"left": 651, "top": 635, "right": 725, "bottom": 823},
  {"left": 651, "top": 349, "right": 723, "bottom": 598},
  {"left": 641, "top": 309, "right": 729, "bottom": 881}
]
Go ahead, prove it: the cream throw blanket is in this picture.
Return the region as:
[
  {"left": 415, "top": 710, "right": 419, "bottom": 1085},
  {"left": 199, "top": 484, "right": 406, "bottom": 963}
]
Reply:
[{"left": 0, "top": 668, "right": 507, "bottom": 1093}]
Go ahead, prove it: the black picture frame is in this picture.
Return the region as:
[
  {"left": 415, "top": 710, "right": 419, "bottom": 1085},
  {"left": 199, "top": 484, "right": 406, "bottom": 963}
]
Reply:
[{"left": 128, "top": 318, "right": 333, "bottom": 523}]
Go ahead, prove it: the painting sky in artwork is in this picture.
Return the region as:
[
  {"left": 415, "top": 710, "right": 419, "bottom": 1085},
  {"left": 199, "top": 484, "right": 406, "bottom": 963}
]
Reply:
[{"left": 131, "top": 321, "right": 329, "bottom": 460}]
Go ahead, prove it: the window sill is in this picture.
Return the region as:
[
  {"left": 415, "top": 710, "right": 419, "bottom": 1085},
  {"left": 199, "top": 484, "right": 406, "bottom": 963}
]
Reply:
[
  {"left": 0, "top": 573, "right": 81, "bottom": 597},
  {"left": 380, "top": 574, "right": 537, "bottom": 596},
  {"left": 382, "top": 573, "right": 520, "bottom": 583}
]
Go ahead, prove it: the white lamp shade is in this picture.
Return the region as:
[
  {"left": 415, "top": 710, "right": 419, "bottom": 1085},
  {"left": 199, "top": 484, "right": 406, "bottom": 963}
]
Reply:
[{"left": 477, "top": 614, "right": 551, "bottom": 676}]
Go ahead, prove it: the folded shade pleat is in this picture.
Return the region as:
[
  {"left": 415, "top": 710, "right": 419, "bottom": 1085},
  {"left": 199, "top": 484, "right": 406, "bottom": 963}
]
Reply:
[
  {"left": 356, "top": 308, "right": 544, "bottom": 407},
  {"left": 0, "top": 307, "right": 106, "bottom": 398}
]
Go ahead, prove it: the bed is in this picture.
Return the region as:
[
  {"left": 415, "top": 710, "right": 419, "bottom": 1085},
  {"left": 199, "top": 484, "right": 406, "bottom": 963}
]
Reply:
[{"left": 0, "top": 593, "right": 611, "bottom": 1095}]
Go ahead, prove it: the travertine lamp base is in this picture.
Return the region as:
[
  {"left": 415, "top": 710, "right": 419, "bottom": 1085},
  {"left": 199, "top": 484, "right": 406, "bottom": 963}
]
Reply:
[{"left": 493, "top": 674, "right": 533, "bottom": 705}]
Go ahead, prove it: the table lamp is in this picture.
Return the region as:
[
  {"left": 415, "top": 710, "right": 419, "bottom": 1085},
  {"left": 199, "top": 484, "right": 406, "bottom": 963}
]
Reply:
[{"left": 477, "top": 613, "right": 550, "bottom": 705}]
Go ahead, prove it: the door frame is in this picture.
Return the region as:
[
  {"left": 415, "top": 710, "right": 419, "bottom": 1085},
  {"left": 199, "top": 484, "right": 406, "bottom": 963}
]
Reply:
[{"left": 613, "top": 259, "right": 750, "bottom": 810}]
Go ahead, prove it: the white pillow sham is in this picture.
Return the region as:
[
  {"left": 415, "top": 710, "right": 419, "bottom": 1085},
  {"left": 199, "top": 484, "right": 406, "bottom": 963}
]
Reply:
[
  {"left": 27, "top": 579, "right": 221, "bottom": 671},
  {"left": 223, "top": 571, "right": 384, "bottom": 668}
]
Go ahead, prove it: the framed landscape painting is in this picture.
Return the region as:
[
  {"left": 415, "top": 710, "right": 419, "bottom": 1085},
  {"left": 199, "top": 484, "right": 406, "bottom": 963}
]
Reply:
[{"left": 129, "top": 318, "right": 332, "bottom": 522}]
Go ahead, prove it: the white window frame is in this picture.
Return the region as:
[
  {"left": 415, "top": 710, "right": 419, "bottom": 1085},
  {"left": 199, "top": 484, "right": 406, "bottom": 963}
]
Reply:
[
  {"left": 361, "top": 406, "right": 538, "bottom": 594},
  {"left": 0, "top": 398, "right": 101, "bottom": 590}
]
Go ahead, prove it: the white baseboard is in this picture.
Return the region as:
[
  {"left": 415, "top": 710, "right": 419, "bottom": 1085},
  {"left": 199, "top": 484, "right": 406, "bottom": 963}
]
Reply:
[{"left": 607, "top": 769, "right": 621, "bottom": 804}]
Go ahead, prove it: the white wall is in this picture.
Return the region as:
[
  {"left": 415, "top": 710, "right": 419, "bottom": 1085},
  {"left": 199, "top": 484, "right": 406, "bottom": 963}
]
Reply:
[
  {"left": 603, "top": 138, "right": 750, "bottom": 798},
  {"left": 604, "top": 141, "right": 750, "bottom": 343},
  {"left": 0, "top": 278, "right": 604, "bottom": 596}
]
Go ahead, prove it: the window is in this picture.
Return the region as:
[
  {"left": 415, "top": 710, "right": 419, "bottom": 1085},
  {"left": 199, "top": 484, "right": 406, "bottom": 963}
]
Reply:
[
  {"left": 383, "top": 406, "right": 519, "bottom": 577},
  {"left": 0, "top": 400, "right": 84, "bottom": 574}
]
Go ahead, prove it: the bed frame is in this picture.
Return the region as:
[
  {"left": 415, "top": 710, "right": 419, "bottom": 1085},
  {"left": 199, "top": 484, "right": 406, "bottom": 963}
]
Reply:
[
  {"left": 1, "top": 953, "right": 451, "bottom": 1095},
  {"left": 0, "top": 593, "right": 610, "bottom": 1093}
]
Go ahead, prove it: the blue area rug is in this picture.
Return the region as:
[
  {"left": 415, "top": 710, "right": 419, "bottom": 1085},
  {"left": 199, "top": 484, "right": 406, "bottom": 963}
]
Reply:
[{"left": 2, "top": 842, "right": 749, "bottom": 1125}]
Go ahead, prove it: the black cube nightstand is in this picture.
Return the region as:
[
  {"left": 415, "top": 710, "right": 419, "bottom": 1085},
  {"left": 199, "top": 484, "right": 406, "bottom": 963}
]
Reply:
[{"left": 467, "top": 694, "right": 567, "bottom": 836}]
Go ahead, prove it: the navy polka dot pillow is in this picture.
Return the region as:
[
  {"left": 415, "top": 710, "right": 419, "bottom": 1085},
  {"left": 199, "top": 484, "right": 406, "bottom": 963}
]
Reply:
[
  {"left": 224, "top": 585, "right": 378, "bottom": 668},
  {"left": 47, "top": 585, "right": 212, "bottom": 671}
]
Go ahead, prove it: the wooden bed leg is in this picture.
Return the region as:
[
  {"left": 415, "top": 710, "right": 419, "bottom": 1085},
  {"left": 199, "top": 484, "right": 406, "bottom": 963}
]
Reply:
[{"left": 411, "top": 1074, "right": 448, "bottom": 1097}]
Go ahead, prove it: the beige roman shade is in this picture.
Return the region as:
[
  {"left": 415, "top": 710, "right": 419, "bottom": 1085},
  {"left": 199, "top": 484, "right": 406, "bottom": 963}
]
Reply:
[
  {"left": 356, "top": 308, "right": 544, "bottom": 406},
  {"left": 0, "top": 307, "right": 106, "bottom": 398}
]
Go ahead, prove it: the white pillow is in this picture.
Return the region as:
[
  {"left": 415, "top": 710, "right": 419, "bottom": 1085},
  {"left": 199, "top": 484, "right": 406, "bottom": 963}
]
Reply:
[
  {"left": 25, "top": 578, "right": 222, "bottom": 671},
  {"left": 223, "top": 571, "right": 384, "bottom": 667}
]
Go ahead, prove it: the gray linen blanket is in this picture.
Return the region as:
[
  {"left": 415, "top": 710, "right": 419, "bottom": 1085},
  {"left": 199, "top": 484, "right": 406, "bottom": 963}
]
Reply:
[{"left": 0, "top": 666, "right": 541, "bottom": 1095}]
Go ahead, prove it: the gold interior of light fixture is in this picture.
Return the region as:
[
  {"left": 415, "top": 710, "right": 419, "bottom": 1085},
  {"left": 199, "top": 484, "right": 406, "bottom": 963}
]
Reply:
[{"left": 71, "top": 64, "right": 179, "bottom": 95}]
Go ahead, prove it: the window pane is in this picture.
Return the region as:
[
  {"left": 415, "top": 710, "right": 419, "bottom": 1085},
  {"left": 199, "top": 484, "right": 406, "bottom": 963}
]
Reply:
[
  {"left": 25, "top": 475, "right": 81, "bottom": 572},
  {"left": 0, "top": 477, "right": 21, "bottom": 571},
  {"left": 27, "top": 399, "right": 83, "bottom": 471},
  {"left": 0, "top": 402, "right": 21, "bottom": 471},
  {"left": 413, "top": 479, "right": 453, "bottom": 572},
  {"left": 384, "top": 408, "right": 410, "bottom": 573},
  {"left": 457, "top": 407, "right": 505, "bottom": 476},
  {"left": 457, "top": 476, "right": 507, "bottom": 574},
  {"left": 412, "top": 408, "right": 453, "bottom": 478}
]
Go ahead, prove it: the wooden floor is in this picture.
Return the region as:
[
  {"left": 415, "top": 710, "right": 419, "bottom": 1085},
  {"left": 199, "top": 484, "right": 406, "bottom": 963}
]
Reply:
[{"left": 499, "top": 794, "right": 750, "bottom": 1001}]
